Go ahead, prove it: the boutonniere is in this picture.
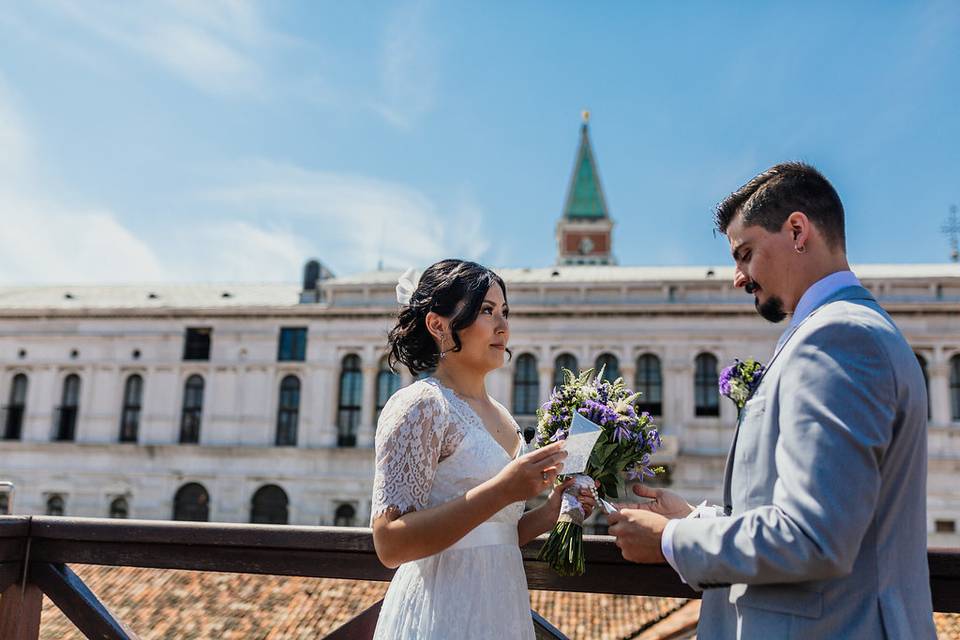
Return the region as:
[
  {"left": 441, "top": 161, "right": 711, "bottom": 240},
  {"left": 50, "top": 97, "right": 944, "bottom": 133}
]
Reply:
[{"left": 719, "top": 358, "right": 765, "bottom": 412}]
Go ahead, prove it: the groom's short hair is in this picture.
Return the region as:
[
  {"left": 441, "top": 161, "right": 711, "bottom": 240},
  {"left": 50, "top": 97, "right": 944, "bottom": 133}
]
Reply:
[{"left": 714, "top": 162, "right": 846, "bottom": 251}]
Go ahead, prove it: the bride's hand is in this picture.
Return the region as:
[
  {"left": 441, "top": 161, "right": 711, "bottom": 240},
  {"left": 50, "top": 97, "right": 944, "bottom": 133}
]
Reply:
[
  {"left": 492, "top": 442, "right": 567, "bottom": 504},
  {"left": 544, "top": 478, "right": 597, "bottom": 521}
]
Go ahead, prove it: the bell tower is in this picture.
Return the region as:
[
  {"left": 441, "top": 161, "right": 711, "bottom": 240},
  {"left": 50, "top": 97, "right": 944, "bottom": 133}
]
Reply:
[{"left": 556, "top": 111, "right": 615, "bottom": 265}]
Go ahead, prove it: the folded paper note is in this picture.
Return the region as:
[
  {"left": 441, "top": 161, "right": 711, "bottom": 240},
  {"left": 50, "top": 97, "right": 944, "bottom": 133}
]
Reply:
[{"left": 562, "top": 412, "right": 603, "bottom": 475}]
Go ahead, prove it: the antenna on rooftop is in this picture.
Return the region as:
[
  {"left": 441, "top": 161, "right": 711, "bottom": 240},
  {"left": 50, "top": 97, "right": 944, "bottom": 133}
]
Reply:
[{"left": 942, "top": 204, "right": 960, "bottom": 263}]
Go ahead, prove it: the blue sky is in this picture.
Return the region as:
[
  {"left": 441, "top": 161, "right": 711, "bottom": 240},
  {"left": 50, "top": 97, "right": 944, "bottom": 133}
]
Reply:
[{"left": 0, "top": 1, "right": 957, "bottom": 284}]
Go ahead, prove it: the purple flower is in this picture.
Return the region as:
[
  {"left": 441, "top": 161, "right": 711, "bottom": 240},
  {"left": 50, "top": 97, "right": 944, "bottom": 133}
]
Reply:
[
  {"left": 579, "top": 400, "right": 618, "bottom": 427},
  {"left": 549, "top": 429, "right": 568, "bottom": 442},
  {"left": 611, "top": 421, "right": 632, "bottom": 443},
  {"left": 647, "top": 429, "right": 661, "bottom": 450},
  {"left": 719, "top": 358, "right": 766, "bottom": 410},
  {"left": 718, "top": 363, "right": 736, "bottom": 397},
  {"left": 626, "top": 463, "right": 656, "bottom": 481},
  {"left": 595, "top": 380, "right": 612, "bottom": 404}
]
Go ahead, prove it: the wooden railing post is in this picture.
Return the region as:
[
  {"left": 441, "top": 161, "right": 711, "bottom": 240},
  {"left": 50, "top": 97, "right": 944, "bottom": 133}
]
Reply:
[
  {"left": 322, "top": 599, "right": 383, "bottom": 639},
  {"left": 0, "top": 582, "right": 42, "bottom": 640}
]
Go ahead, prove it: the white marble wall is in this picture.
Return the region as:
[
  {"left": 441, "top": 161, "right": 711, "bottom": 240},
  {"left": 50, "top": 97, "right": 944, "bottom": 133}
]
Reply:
[{"left": 1, "top": 307, "right": 959, "bottom": 544}]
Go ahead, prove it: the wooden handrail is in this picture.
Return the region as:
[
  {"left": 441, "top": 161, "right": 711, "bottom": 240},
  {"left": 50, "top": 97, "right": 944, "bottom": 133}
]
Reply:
[{"left": 1, "top": 516, "right": 958, "bottom": 639}]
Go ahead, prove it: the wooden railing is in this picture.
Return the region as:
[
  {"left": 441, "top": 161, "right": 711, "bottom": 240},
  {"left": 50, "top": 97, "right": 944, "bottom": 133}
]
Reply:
[{"left": 1, "top": 516, "right": 958, "bottom": 639}]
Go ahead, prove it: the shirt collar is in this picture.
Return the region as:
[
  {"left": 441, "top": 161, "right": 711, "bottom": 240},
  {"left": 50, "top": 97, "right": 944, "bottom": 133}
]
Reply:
[{"left": 789, "top": 270, "right": 861, "bottom": 328}]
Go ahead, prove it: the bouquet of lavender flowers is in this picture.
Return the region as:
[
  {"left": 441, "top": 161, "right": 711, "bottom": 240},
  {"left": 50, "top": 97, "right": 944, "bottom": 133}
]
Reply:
[
  {"left": 534, "top": 367, "right": 661, "bottom": 576},
  {"left": 718, "top": 358, "right": 765, "bottom": 414}
]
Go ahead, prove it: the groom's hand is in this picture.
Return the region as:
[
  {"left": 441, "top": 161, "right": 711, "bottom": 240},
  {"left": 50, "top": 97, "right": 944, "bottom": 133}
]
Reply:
[
  {"left": 626, "top": 484, "right": 695, "bottom": 520},
  {"left": 607, "top": 509, "right": 668, "bottom": 564}
]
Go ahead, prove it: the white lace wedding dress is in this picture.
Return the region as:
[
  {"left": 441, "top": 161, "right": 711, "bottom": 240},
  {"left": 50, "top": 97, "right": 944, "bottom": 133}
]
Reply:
[{"left": 371, "top": 378, "right": 534, "bottom": 639}]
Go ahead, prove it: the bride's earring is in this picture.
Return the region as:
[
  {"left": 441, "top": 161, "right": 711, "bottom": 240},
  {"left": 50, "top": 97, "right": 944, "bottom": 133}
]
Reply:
[{"left": 438, "top": 332, "right": 447, "bottom": 359}]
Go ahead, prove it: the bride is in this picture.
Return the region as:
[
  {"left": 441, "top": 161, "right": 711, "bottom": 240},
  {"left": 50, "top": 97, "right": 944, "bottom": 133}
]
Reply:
[{"left": 371, "top": 259, "right": 595, "bottom": 639}]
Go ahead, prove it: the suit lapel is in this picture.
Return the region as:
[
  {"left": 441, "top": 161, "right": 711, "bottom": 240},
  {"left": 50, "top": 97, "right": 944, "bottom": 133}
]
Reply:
[{"left": 720, "top": 285, "right": 875, "bottom": 514}]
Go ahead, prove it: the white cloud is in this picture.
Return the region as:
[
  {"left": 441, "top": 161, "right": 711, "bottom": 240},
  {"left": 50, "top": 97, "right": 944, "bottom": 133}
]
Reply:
[
  {"left": 169, "top": 220, "right": 313, "bottom": 283},
  {"left": 0, "top": 189, "right": 167, "bottom": 284},
  {"left": 0, "top": 73, "right": 167, "bottom": 284},
  {"left": 139, "top": 24, "right": 260, "bottom": 94},
  {"left": 37, "top": 0, "right": 278, "bottom": 96},
  {"left": 203, "top": 160, "right": 491, "bottom": 274},
  {"left": 0, "top": 78, "right": 487, "bottom": 283},
  {"left": 372, "top": 0, "right": 438, "bottom": 128},
  {"left": 0, "top": 81, "right": 34, "bottom": 183}
]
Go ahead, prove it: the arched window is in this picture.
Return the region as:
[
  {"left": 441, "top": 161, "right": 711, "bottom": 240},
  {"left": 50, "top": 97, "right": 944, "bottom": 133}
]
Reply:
[
  {"left": 250, "top": 485, "right": 289, "bottom": 525},
  {"left": 376, "top": 357, "right": 401, "bottom": 421},
  {"left": 3, "top": 373, "right": 27, "bottom": 440},
  {"left": 513, "top": 354, "right": 540, "bottom": 415},
  {"left": 173, "top": 483, "right": 209, "bottom": 521},
  {"left": 635, "top": 354, "right": 663, "bottom": 416},
  {"left": 275, "top": 375, "right": 300, "bottom": 446},
  {"left": 553, "top": 353, "right": 578, "bottom": 390},
  {"left": 694, "top": 353, "right": 720, "bottom": 417},
  {"left": 179, "top": 375, "right": 204, "bottom": 444},
  {"left": 119, "top": 374, "right": 143, "bottom": 443},
  {"left": 915, "top": 354, "right": 930, "bottom": 420},
  {"left": 951, "top": 355, "right": 960, "bottom": 421},
  {"left": 46, "top": 494, "right": 65, "bottom": 516},
  {"left": 595, "top": 353, "right": 619, "bottom": 383},
  {"left": 109, "top": 497, "right": 129, "bottom": 519},
  {"left": 55, "top": 374, "right": 81, "bottom": 441},
  {"left": 337, "top": 355, "right": 362, "bottom": 447},
  {"left": 334, "top": 503, "right": 356, "bottom": 527}
]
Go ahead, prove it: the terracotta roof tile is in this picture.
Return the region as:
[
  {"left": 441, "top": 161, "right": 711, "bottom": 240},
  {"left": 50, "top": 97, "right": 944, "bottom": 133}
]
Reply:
[
  {"left": 530, "top": 589, "right": 686, "bottom": 639},
  {"left": 37, "top": 565, "right": 958, "bottom": 639},
  {"left": 937, "top": 612, "right": 960, "bottom": 639},
  {"left": 38, "top": 565, "right": 687, "bottom": 639}
]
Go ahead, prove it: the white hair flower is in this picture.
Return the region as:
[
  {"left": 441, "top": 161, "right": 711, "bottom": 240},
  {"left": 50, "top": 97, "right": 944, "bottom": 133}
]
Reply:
[{"left": 395, "top": 268, "right": 421, "bottom": 305}]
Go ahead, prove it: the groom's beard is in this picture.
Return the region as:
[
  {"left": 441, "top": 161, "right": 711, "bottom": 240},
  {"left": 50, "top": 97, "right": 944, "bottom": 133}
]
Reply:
[{"left": 756, "top": 295, "right": 787, "bottom": 323}]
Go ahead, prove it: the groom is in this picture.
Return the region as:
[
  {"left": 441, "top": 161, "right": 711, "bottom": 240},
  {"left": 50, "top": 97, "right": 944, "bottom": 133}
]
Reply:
[{"left": 607, "top": 162, "right": 936, "bottom": 638}]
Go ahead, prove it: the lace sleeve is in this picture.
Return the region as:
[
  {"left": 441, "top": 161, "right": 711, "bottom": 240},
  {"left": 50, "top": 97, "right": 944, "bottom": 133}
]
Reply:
[{"left": 371, "top": 382, "right": 449, "bottom": 521}]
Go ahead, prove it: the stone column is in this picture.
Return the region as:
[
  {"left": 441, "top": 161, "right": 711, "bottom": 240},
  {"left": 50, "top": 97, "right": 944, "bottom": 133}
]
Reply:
[
  {"left": 24, "top": 365, "right": 55, "bottom": 442},
  {"left": 620, "top": 361, "right": 637, "bottom": 390},
  {"left": 145, "top": 366, "right": 179, "bottom": 444},
  {"left": 312, "top": 362, "right": 338, "bottom": 447},
  {"left": 358, "top": 365, "right": 379, "bottom": 448},
  {"left": 538, "top": 364, "right": 553, "bottom": 404},
  {"left": 238, "top": 366, "right": 270, "bottom": 446},
  {"left": 663, "top": 353, "right": 692, "bottom": 439},
  {"left": 88, "top": 364, "right": 119, "bottom": 443},
  {"left": 929, "top": 350, "right": 952, "bottom": 426}
]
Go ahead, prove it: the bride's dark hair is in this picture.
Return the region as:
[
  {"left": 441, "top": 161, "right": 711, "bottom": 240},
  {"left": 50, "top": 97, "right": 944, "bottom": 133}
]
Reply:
[{"left": 388, "top": 259, "right": 510, "bottom": 376}]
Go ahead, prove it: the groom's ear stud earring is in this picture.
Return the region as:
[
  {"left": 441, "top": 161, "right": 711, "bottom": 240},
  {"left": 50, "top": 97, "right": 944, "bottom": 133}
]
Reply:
[{"left": 795, "top": 244, "right": 806, "bottom": 254}]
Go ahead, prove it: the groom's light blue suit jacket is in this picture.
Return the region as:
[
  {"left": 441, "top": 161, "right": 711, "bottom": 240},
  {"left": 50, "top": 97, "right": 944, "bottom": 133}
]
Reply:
[{"left": 671, "top": 286, "right": 936, "bottom": 639}]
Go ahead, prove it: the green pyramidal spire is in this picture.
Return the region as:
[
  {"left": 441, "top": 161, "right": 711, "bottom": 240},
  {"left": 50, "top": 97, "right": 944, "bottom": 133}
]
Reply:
[{"left": 562, "top": 114, "right": 609, "bottom": 220}]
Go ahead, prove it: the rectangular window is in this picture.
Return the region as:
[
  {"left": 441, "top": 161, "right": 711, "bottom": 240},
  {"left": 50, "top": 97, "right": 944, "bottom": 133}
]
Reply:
[
  {"left": 183, "top": 328, "right": 212, "bottom": 361},
  {"left": 278, "top": 327, "right": 308, "bottom": 362},
  {"left": 935, "top": 519, "right": 956, "bottom": 534}
]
